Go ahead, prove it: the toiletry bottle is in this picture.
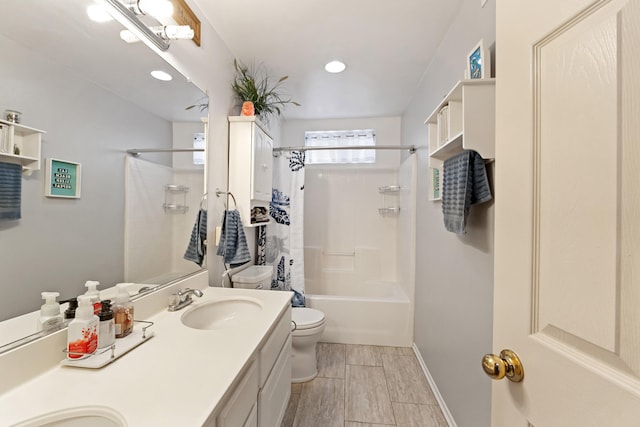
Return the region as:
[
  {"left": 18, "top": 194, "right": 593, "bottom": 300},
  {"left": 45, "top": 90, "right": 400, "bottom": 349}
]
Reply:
[
  {"left": 84, "top": 280, "right": 102, "bottom": 315},
  {"left": 66, "top": 295, "right": 99, "bottom": 359},
  {"left": 37, "top": 292, "right": 64, "bottom": 332},
  {"left": 64, "top": 298, "right": 78, "bottom": 319},
  {"left": 113, "top": 283, "right": 134, "bottom": 338},
  {"left": 98, "top": 300, "right": 115, "bottom": 349}
]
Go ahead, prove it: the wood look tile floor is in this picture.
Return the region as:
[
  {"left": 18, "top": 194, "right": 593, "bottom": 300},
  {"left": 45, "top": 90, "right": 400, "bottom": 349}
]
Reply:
[{"left": 281, "top": 343, "right": 448, "bottom": 427}]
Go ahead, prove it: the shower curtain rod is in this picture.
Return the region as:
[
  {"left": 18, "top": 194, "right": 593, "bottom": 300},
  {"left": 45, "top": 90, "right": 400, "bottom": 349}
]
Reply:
[
  {"left": 126, "top": 148, "right": 204, "bottom": 156},
  {"left": 273, "top": 144, "right": 417, "bottom": 154}
]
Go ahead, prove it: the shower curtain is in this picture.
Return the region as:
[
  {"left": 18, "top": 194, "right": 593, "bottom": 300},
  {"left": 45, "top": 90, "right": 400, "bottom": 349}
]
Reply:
[{"left": 261, "top": 150, "right": 306, "bottom": 306}]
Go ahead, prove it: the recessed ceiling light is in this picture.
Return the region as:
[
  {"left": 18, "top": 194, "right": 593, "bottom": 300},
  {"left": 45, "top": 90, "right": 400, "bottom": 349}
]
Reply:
[
  {"left": 151, "top": 70, "right": 173, "bottom": 81},
  {"left": 325, "top": 60, "right": 346, "bottom": 73}
]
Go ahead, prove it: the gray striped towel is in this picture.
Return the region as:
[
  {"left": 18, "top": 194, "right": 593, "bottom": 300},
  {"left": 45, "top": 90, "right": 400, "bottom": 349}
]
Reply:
[
  {"left": 184, "top": 208, "right": 207, "bottom": 266},
  {"left": 442, "top": 150, "right": 492, "bottom": 234},
  {"left": 0, "top": 162, "right": 22, "bottom": 220},
  {"left": 216, "top": 209, "right": 251, "bottom": 267}
]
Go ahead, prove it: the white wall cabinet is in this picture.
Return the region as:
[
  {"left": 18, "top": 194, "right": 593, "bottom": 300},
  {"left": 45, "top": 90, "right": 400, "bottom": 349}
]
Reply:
[
  {"left": 228, "top": 116, "right": 273, "bottom": 227},
  {"left": 425, "top": 79, "right": 495, "bottom": 200},
  {"left": 0, "top": 119, "right": 44, "bottom": 175}
]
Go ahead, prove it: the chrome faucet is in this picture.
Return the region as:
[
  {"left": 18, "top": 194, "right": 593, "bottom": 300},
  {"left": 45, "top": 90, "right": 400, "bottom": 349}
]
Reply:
[{"left": 168, "top": 288, "right": 204, "bottom": 311}]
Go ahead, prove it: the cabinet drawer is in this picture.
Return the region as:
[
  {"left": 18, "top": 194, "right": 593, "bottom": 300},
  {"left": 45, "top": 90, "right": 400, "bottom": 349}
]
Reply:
[
  {"left": 259, "top": 306, "right": 291, "bottom": 387},
  {"left": 217, "top": 359, "right": 258, "bottom": 427},
  {"left": 259, "top": 334, "right": 292, "bottom": 427}
]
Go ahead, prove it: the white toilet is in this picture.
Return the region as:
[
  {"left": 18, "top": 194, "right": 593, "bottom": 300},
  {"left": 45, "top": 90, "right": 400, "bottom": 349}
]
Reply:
[
  {"left": 230, "top": 265, "right": 326, "bottom": 383},
  {"left": 291, "top": 307, "right": 325, "bottom": 383}
]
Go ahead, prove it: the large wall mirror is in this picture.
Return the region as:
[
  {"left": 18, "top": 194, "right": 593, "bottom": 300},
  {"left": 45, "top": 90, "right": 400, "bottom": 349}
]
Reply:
[{"left": 0, "top": 0, "right": 208, "bottom": 348}]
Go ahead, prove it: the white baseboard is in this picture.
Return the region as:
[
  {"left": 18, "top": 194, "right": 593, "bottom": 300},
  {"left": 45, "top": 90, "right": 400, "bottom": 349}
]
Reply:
[{"left": 412, "top": 343, "right": 457, "bottom": 427}]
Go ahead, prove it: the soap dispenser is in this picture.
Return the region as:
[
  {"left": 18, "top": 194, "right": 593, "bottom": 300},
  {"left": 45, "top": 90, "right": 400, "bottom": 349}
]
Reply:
[
  {"left": 113, "top": 283, "right": 134, "bottom": 338},
  {"left": 84, "top": 280, "right": 102, "bottom": 315},
  {"left": 67, "top": 295, "right": 99, "bottom": 359},
  {"left": 37, "top": 292, "right": 64, "bottom": 332},
  {"left": 98, "top": 300, "right": 115, "bottom": 349}
]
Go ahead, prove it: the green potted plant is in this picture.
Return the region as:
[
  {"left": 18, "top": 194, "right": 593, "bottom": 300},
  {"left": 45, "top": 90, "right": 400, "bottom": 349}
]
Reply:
[{"left": 231, "top": 59, "right": 300, "bottom": 122}]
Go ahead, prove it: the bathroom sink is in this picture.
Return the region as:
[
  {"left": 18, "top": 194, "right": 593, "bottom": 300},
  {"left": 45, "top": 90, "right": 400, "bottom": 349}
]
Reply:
[
  {"left": 12, "top": 406, "right": 126, "bottom": 427},
  {"left": 181, "top": 297, "right": 263, "bottom": 330}
]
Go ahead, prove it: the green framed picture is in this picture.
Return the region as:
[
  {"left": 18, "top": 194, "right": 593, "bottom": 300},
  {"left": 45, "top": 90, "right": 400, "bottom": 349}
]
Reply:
[{"left": 45, "top": 158, "right": 81, "bottom": 198}]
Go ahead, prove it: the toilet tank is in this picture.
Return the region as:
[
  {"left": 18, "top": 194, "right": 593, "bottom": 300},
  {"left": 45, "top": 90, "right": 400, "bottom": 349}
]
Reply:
[{"left": 232, "top": 266, "right": 273, "bottom": 289}]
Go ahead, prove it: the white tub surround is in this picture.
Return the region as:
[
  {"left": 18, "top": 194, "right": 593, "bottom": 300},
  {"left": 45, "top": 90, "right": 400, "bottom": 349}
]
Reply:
[{"left": 0, "top": 273, "right": 293, "bottom": 427}]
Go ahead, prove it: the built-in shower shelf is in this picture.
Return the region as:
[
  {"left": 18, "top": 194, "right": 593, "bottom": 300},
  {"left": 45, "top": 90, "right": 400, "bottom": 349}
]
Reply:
[
  {"left": 163, "top": 203, "right": 189, "bottom": 213},
  {"left": 164, "top": 184, "right": 189, "bottom": 214},
  {"left": 378, "top": 207, "right": 400, "bottom": 215},
  {"left": 379, "top": 185, "right": 401, "bottom": 193}
]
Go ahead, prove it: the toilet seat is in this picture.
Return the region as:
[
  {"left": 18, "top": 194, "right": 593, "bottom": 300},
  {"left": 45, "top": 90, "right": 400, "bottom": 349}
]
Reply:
[{"left": 292, "top": 307, "right": 325, "bottom": 331}]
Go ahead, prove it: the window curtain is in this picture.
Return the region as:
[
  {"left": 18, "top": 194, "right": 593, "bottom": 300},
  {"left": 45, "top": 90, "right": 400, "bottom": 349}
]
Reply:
[{"left": 304, "top": 129, "right": 375, "bottom": 164}]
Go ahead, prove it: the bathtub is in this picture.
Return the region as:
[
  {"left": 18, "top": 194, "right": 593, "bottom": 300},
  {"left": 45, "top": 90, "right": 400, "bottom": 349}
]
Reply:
[{"left": 305, "top": 280, "right": 413, "bottom": 347}]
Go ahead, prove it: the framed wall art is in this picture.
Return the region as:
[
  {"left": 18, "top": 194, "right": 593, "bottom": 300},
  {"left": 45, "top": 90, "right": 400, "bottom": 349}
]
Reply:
[
  {"left": 466, "top": 39, "right": 490, "bottom": 79},
  {"left": 45, "top": 158, "right": 82, "bottom": 198}
]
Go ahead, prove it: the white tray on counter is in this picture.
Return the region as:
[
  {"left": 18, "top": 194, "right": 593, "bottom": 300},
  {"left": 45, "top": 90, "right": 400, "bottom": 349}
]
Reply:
[{"left": 61, "top": 321, "right": 154, "bottom": 369}]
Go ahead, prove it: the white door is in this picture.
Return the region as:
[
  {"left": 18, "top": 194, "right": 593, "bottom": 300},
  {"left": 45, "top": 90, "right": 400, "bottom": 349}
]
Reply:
[{"left": 492, "top": 0, "right": 640, "bottom": 425}]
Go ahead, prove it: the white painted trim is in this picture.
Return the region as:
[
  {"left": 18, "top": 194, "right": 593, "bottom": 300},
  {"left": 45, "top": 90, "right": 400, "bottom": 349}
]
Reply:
[{"left": 412, "top": 343, "right": 457, "bottom": 427}]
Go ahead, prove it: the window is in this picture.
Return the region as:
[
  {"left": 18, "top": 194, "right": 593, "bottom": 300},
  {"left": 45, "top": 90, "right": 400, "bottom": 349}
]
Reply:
[
  {"left": 193, "top": 132, "right": 205, "bottom": 165},
  {"left": 304, "top": 129, "right": 375, "bottom": 164}
]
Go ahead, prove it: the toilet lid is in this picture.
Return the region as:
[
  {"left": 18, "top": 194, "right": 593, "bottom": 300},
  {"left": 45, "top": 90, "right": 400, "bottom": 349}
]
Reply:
[{"left": 292, "top": 307, "right": 325, "bottom": 330}]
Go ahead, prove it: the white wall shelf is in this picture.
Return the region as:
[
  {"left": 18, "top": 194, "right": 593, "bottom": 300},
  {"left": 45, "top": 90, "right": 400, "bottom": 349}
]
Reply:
[
  {"left": 0, "top": 119, "right": 44, "bottom": 175},
  {"left": 425, "top": 79, "right": 495, "bottom": 201},
  {"left": 228, "top": 116, "right": 273, "bottom": 227}
]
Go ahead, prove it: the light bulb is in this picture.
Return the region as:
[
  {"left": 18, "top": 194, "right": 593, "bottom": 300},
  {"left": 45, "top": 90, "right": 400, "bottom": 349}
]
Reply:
[
  {"left": 138, "top": 0, "right": 174, "bottom": 18},
  {"left": 164, "top": 25, "right": 194, "bottom": 40},
  {"left": 87, "top": 4, "right": 114, "bottom": 22}
]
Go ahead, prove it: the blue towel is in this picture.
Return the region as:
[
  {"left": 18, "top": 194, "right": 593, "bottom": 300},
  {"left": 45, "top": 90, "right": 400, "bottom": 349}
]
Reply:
[
  {"left": 0, "top": 162, "right": 22, "bottom": 220},
  {"left": 184, "top": 209, "right": 208, "bottom": 266},
  {"left": 442, "top": 151, "right": 492, "bottom": 234},
  {"left": 216, "top": 209, "right": 251, "bottom": 267}
]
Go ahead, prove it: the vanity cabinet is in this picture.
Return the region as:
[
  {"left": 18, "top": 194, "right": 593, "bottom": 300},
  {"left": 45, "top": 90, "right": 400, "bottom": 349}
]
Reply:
[
  {"left": 209, "top": 304, "right": 292, "bottom": 427},
  {"left": 228, "top": 116, "right": 273, "bottom": 227},
  {"left": 0, "top": 119, "right": 44, "bottom": 175},
  {"left": 425, "top": 79, "right": 495, "bottom": 200}
]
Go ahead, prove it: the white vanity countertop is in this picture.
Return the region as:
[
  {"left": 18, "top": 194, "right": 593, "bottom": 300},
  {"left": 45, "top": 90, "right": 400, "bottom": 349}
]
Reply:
[{"left": 0, "top": 286, "right": 292, "bottom": 427}]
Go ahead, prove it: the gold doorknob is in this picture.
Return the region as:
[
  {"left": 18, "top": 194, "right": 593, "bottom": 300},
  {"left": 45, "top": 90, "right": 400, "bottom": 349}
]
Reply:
[{"left": 482, "top": 349, "right": 524, "bottom": 382}]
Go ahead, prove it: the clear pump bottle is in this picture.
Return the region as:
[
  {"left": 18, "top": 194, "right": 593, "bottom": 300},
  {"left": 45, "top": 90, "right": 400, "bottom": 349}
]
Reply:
[
  {"left": 37, "top": 292, "right": 63, "bottom": 332},
  {"left": 113, "top": 283, "right": 134, "bottom": 338}
]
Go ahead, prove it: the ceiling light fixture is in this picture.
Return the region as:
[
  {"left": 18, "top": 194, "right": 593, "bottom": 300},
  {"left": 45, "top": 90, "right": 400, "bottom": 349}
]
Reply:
[
  {"left": 325, "top": 60, "right": 346, "bottom": 73},
  {"left": 150, "top": 70, "right": 173, "bottom": 81}
]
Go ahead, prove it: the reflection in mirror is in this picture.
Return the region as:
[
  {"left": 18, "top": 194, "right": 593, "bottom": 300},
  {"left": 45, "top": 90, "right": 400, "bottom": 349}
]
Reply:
[{"left": 0, "top": 0, "right": 209, "bottom": 349}]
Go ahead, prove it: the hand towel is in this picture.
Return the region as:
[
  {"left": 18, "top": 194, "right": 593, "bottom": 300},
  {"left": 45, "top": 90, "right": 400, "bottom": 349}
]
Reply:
[
  {"left": 0, "top": 162, "right": 22, "bottom": 220},
  {"left": 216, "top": 209, "right": 251, "bottom": 267},
  {"left": 184, "top": 208, "right": 208, "bottom": 266},
  {"left": 442, "top": 150, "right": 492, "bottom": 234}
]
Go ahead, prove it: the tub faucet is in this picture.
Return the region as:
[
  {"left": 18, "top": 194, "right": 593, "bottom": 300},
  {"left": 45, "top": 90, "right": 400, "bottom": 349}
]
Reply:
[{"left": 168, "top": 288, "right": 204, "bottom": 311}]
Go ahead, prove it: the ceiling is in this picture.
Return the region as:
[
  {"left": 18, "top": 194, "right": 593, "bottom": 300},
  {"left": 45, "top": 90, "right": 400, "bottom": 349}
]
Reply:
[{"left": 196, "top": 0, "right": 464, "bottom": 120}]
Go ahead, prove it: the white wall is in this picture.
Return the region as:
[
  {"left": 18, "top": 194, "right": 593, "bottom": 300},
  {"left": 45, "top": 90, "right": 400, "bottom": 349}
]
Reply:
[{"left": 402, "top": 1, "right": 496, "bottom": 426}]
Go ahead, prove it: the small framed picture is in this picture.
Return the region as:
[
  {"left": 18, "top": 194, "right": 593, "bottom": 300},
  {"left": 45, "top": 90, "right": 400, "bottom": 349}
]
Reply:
[
  {"left": 45, "top": 158, "right": 82, "bottom": 198},
  {"left": 466, "top": 40, "right": 490, "bottom": 79}
]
